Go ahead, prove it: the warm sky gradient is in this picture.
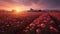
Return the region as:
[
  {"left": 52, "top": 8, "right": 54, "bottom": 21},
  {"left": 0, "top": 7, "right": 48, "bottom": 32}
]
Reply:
[{"left": 0, "top": 0, "right": 60, "bottom": 11}]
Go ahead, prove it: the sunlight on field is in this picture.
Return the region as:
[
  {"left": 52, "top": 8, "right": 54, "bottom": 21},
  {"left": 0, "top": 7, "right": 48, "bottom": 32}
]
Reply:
[{"left": 12, "top": 10, "right": 24, "bottom": 14}]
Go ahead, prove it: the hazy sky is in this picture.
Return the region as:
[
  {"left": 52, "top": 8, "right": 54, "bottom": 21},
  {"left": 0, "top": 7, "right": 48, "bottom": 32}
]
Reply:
[{"left": 0, "top": 0, "right": 60, "bottom": 11}]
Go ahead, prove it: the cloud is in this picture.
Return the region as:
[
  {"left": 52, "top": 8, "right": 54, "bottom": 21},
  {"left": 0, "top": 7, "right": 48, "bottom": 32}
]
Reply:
[
  {"left": 0, "top": 0, "right": 60, "bottom": 10},
  {"left": 41, "top": 0, "right": 60, "bottom": 8}
]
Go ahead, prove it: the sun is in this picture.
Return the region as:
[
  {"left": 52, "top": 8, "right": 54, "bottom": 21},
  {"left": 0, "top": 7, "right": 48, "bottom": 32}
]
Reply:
[
  {"left": 15, "top": 9, "right": 20, "bottom": 12},
  {"left": 12, "top": 8, "right": 20, "bottom": 12}
]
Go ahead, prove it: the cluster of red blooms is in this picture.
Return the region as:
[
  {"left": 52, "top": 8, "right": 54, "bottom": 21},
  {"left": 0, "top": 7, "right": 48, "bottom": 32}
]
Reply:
[
  {"left": 23, "top": 13, "right": 60, "bottom": 34},
  {"left": 0, "top": 12, "right": 60, "bottom": 34}
]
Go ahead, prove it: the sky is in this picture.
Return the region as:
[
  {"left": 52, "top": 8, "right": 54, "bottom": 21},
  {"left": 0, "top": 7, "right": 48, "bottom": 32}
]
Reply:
[{"left": 0, "top": 0, "right": 60, "bottom": 11}]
